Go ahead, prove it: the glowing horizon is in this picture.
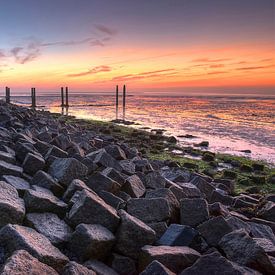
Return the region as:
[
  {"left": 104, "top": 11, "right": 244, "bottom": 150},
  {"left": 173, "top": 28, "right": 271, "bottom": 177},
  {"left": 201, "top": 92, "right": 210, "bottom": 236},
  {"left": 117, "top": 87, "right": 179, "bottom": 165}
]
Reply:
[{"left": 0, "top": 0, "right": 274, "bottom": 94}]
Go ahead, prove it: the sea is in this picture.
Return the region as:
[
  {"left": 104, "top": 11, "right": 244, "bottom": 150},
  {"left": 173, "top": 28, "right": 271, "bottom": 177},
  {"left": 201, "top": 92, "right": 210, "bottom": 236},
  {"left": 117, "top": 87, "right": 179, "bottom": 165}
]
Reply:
[{"left": 3, "top": 93, "right": 275, "bottom": 165}]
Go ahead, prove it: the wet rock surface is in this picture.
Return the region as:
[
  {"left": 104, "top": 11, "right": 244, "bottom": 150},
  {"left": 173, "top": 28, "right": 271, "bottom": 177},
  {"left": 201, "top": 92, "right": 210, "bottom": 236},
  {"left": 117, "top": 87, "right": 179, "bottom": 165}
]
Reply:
[{"left": 0, "top": 101, "right": 274, "bottom": 274}]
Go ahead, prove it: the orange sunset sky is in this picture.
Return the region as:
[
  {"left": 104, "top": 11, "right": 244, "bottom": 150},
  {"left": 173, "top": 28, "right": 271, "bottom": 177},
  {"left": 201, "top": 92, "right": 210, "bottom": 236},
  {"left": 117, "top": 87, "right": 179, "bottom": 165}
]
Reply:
[{"left": 0, "top": 0, "right": 274, "bottom": 94}]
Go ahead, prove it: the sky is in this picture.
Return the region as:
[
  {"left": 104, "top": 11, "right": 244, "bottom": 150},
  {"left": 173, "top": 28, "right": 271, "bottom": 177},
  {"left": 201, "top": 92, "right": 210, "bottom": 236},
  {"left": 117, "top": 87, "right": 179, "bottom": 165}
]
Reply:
[{"left": 0, "top": 0, "right": 274, "bottom": 94}]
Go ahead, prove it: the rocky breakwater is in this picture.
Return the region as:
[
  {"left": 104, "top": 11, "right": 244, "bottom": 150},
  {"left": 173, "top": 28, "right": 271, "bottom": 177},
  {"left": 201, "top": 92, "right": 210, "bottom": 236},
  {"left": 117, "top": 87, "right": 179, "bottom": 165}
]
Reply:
[{"left": 0, "top": 100, "right": 274, "bottom": 274}]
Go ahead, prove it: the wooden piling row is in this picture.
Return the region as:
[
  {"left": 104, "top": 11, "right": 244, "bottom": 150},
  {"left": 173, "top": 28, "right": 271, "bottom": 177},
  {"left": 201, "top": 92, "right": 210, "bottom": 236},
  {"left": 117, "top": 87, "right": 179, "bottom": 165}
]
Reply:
[{"left": 60, "top": 87, "right": 69, "bottom": 107}]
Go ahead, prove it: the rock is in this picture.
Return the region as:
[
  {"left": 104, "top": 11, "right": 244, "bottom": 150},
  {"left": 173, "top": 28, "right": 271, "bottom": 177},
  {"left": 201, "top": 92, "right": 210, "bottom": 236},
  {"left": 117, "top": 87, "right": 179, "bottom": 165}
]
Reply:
[
  {"left": 62, "top": 179, "right": 91, "bottom": 203},
  {"left": 37, "top": 131, "right": 52, "bottom": 143},
  {"left": 170, "top": 182, "right": 201, "bottom": 200},
  {"left": 258, "top": 201, "right": 275, "bottom": 222},
  {"left": 133, "top": 159, "right": 153, "bottom": 173},
  {"left": 87, "top": 172, "right": 121, "bottom": 194},
  {"left": 121, "top": 175, "right": 145, "bottom": 198},
  {"left": 104, "top": 144, "right": 127, "bottom": 160},
  {"left": 140, "top": 260, "right": 175, "bottom": 275},
  {"left": 146, "top": 188, "right": 179, "bottom": 222},
  {"left": 101, "top": 167, "right": 126, "bottom": 186},
  {"left": 139, "top": 245, "right": 200, "bottom": 273},
  {"left": 0, "top": 151, "right": 16, "bottom": 164},
  {"left": 86, "top": 149, "right": 122, "bottom": 172},
  {"left": 250, "top": 218, "right": 275, "bottom": 235},
  {"left": 0, "top": 224, "right": 68, "bottom": 272},
  {"left": 254, "top": 238, "right": 275, "bottom": 257},
  {"left": 0, "top": 249, "right": 58, "bottom": 275},
  {"left": 84, "top": 260, "right": 118, "bottom": 275},
  {"left": 0, "top": 160, "right": 23, "bottom": 177},
  {"left": 48, "top": 158, "right": 88, "bottom": 186},
  {"left": 248, "top": 222, "right": 275, "bottom": 244},
  {"left": 161, "top": 167, "right": 191, "bottom": 183},
  {"left": 14, "top": 142, "right": 37, "bottom": 162},
  {"left": 51, "top": 134, "right": 71, "bottom": 151},
  {"left": 209, "top": 190, "right": 234, "bottom": 206},
  {"left": 180, "top": 251, "right": 260, "bottom": 275},
  {"left": 209, "top": 202, "right": 230, "bottom": 217},
  {"left": 197, "top": 216, "right": 232, "bottom": 246},
  {"left": 34, "top": 140, "right": 52, "bottom": 156},
  {"left": 23, "top": 189, "right": 67, "bottom": 217},
  {"left": 22, "top": 153, "right": 45, "bottom": 175},
  {"left": 144, "top": 171, "right": 167, "bottom": 189},
  {"left": 148, "top": 222, "right": 168, "bottom": 240},
  {"left": 219, "top": 229, "right": 275, "bottom": 275},
  {"left": 119, "top": 160, "right": 136, "bottom": 175},
  {"left": 99, "top": 191, "right": 126, "bottom": 210},
  {"left": 62, "top": 261, "right": 96, "bottom": 275},
  {"left": 0, "top": 181, "right": 25, "bottom": 227},
  {"left": 69, "top": 223, "right": 115, "bottom": 261},
  {"left": 157, "top": 224, "right": 199, "bottom": 247},
  {"left": 115, "top": 210, "right": 156, "bottom": 259},
  {"left": 180, "top": 198, "right": 209, "bottom": 227},
  {"left": 226, "top": 216, "right": 251, "bottom": 233},
  {"left": 45, "top": 145, "right": 68, "bottom": 159},
  {"left": 32, "top": 170, "right": 64, "bottom": 197},
  {"left": 25, "top": 212, "right": 73, "bottom": 245},
  {"left": 202, "top": 152, "right": 215, "bottom": 162},
  {"left": 190, "top": 176, "right": 215, "bottom": 200},
  {"left": 67, "top": 189, "right": 120, "bottom": 232},
  {"left": 1, "top": 175, "right": 30, "bottom": 196},
  {"left": 110, "top": 253, "right": 137, "bottom": 275},
  {"left": 127, "top": 198, "right": 170, "bottom": 223}
]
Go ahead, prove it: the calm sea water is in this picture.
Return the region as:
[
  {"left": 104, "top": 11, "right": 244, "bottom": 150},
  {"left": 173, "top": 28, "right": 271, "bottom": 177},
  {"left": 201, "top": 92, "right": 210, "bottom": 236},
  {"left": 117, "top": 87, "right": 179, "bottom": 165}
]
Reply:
[{"left": 4, "top": 93, "right": 275, "bottom": 165}]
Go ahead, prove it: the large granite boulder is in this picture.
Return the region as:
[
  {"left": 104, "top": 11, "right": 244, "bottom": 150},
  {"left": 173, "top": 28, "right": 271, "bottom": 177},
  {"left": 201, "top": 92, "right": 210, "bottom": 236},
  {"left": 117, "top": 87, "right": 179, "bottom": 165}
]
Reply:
[
  {"left": 1, "top": 175, "right": 30, "bottom": 196},
  {"left": 67, "top": 189, "right": 120, "bottom": 232},
  {"left": 122, "top": 175, "right": 145, "bottom": 198},
  {"left": 0, "top": 181, "right": 25, "bottom": 227},
  {"left": 48, "top": 158, "right": 88, "bottom": 186},
  {"left": 219, "top": 229, "right": 275, "bottom": 274},
  {"left": 25, "top": 212, "right": 73, "bottom": 245},
  {"left": 69, "top": 223, "right": 115, "bottom": 261},
  {"left": 62, "top": 179, "right": 91, "bottom": 203},
  {"left": 180, "top": 198, "right": 209, "bottom": 227},
  {"left": 31, "top": 170, "right": 64, "bottom": 197},
  {"left": 198, "top": 216, "right": 232, "bottom": 247},
  {"left": 115, "top": 210, "right": 156, "bottom": 259},
  {"left": 139, "top": 245, "right": 200, "bottom": 273},
  {"left": 0, "top": 224, "right": 69, "bottom": 272},
  {"left": 0, "top": 160, "right": 23, "bottom": 177},
  {"left": 22, "top": 153, "right": 45, "bottom": 175},
  {"left": 180, "top": 251, "right": 260, "bottom": 275},
  {"left": 110, "top": 253, "right": 137, "bottom": 275},
  {"left": 87, "top": 172, "right": 121, "bottom": 194},
  {"left": 0, "top": 249, "right": 58, "bottom": 275},
  {"left": 141, "top": 260, "right": 175, "bottom": 275},
  {"left": 24, "top": 189, "right": 67, "bottom": 217},
  {"left": 127, "top": 198, "right": 170, "bottom": 223}
]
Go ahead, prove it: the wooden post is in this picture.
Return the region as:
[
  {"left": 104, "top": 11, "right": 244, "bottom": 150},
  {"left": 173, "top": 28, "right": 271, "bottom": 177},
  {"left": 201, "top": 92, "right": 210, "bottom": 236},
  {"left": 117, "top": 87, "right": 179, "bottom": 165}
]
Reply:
[
  {"left": 61, "top": 87, "right": 64, "bottom": 107},
  {"left": 33, "top": 87, "right": 36, "bottom": 107},
  {"left": 116, "top": 85, "right": 119, "bottom": 120},
  {"left": 5, "top": 87, "right": 10, "bottom": 103},
  {"left": 65, "top": 87, "right": 69, "bottom": 107},
  {"left": 31, "top": 87, "right": 36, "bottom": 108},
  {"left": 123, "top": 84, "right": 126, "bottom": 121}
]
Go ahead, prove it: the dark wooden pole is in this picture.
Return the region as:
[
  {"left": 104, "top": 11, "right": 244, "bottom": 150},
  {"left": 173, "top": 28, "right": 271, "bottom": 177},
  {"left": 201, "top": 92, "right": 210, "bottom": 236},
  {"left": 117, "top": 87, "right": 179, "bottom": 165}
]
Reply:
[
  {"left": 116, "top": 85, "right": 119, "bottom": 120},
  {"left": 61, "top": 87, "right": 64, "bottom": 107},
  {"left": 5, "top": 87, "right": 10, "bottom": 103},
  {"left": 123, "top": 84, "right": 126, "bottom": 121},
  {"left": 65, "top": 87, "right": 69, "bottom": 107},
  {"left": 33, "top": 88, "right": 36, "bottom": 107}
]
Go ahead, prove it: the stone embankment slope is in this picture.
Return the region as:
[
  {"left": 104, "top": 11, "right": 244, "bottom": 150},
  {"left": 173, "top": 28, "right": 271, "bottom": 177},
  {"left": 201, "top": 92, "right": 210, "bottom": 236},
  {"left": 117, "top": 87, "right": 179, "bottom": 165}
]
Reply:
[{"left": 0, "top": 101, "right": 274, "bottom": 274}]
